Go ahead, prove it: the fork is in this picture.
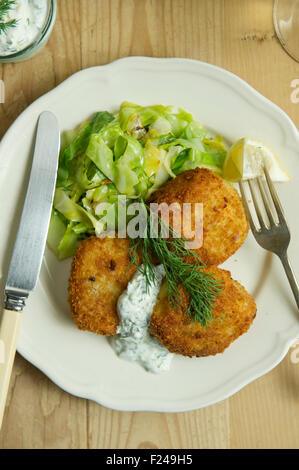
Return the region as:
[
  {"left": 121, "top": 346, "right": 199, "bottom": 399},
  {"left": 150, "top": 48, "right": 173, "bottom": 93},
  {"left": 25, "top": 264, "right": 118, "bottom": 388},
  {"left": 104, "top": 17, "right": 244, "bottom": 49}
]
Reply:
[{"left": 239, "top": 165, "right": 299, "bottom": 310}]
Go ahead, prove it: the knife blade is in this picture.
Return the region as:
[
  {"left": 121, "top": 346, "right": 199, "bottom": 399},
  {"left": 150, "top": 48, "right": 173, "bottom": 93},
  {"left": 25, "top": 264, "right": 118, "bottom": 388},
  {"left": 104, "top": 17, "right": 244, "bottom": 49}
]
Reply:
[
  {"left": 5, "top": 111, "right": 60, "bottom": 308},
  {"left": 0, "top": 111, "right": 60, "bottom": 427}
]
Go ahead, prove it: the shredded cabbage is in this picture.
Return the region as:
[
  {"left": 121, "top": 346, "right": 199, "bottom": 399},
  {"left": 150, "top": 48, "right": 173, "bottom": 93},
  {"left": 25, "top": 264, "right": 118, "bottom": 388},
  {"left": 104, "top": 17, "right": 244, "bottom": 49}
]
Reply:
[{"left": 48, "top": 102, "right": 228, "bottom": 259}]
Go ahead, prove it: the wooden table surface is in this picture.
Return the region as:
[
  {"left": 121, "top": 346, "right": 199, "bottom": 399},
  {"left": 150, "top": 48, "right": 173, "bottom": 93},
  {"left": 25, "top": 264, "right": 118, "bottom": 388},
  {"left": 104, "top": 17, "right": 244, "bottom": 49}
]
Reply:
[{"left": 0, "top": 0, "right": 298, "bottom": 449}]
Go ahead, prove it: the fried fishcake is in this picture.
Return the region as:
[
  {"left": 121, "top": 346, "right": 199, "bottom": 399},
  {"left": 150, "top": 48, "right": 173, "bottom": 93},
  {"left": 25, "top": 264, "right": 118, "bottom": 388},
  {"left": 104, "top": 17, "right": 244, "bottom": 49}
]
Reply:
[
  {"left": 150, "top": 266, "right": 256, "bottom": 357},
  {"left": 149, "top": 168, "right": 249, "bottom": 265},
  {"left": 69, "top": 236, "right": 138, "bottom": 336}
]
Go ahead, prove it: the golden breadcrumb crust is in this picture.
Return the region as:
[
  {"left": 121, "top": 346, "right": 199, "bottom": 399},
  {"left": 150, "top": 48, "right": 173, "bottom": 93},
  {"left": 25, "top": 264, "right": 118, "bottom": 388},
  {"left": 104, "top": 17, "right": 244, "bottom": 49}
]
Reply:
[
  {"left": 149, "top": 168, "right": 249, "bottom": 265},
  {"left": 150, "top": 266, "right": 256, "bottom": 357},
  {"left": 68, "top": 236, "right": 138, "bottom": 336}
]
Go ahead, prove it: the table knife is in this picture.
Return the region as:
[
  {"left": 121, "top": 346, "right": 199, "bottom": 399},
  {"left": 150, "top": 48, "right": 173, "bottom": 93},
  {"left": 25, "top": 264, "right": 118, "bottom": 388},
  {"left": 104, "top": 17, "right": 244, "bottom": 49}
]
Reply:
[{"left": 0, "top": 111, "right": 60, "bottom": 428}]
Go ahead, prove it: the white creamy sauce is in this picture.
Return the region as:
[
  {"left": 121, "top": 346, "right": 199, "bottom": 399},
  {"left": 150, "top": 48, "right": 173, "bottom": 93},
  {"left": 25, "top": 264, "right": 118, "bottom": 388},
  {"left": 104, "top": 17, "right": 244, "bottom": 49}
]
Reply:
[
  {"left": 111, "top": 264, "right": 173, "bottom": 373},
  {"left": 0, "top": 0, "right": 48, "bottom": 56}
]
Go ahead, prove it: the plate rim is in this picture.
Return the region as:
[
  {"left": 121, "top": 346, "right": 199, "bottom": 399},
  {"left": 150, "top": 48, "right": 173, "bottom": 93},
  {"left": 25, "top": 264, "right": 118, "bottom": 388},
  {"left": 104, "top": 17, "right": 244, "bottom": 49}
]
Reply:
[
  {"left": 1, "top": 56, "right": 299, "bottom": 412},
  {"left": 17, "top": 328, "right": 297, "bottom": 412}
]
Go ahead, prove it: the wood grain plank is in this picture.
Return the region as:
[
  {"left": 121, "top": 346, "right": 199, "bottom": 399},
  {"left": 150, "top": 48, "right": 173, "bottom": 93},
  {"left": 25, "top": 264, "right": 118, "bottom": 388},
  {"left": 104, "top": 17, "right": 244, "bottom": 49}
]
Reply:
[
  {"left": 0, "top": 0, "right": 298, "bottom": 449},
  {"left": 0, "top": 354, "right": 87, "bottom": 449},
  {"left": 230, "top": 349, "right": 299, "bottom": 449},
  {"left": 86, "top": 400, "right": 230, "bottom": 449}
]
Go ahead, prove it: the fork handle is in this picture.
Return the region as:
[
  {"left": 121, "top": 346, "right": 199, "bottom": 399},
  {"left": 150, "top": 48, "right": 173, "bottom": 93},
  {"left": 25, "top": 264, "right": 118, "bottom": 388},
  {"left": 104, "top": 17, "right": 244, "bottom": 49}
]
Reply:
[{"left": 279, "top": 252, "right": 299, "bottom": 310}]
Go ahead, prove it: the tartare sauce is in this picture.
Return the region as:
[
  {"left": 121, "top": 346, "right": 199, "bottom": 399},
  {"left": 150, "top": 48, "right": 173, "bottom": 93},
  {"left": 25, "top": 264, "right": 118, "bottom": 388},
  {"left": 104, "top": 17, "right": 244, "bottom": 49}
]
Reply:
[
  {"left": 111, "top": 265, "right": 173, "bottom": 373},
  {"left": 0, "top": 0, "right": 49, "bottom": 56}
]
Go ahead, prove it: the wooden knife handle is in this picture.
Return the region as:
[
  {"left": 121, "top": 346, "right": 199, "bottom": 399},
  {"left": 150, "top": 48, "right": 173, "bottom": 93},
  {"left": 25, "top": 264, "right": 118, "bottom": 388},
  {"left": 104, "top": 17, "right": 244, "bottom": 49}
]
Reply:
[{"left": 0, "top": 309, "right": 22, "bottom": 429}]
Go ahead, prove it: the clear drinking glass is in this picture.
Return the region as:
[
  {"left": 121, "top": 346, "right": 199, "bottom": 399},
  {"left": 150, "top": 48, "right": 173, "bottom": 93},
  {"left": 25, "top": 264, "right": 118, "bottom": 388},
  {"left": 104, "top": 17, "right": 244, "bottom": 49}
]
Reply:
[{"left": 273, "top": 0, "right": 299, "bottom": 62}]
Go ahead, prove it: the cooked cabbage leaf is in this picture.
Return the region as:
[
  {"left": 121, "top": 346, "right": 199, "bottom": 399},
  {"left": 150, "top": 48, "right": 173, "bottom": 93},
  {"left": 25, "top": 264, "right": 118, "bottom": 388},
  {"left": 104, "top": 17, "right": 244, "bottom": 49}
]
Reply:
[{"left": 48, "top": 102, "right": 227, "bottom": 259}]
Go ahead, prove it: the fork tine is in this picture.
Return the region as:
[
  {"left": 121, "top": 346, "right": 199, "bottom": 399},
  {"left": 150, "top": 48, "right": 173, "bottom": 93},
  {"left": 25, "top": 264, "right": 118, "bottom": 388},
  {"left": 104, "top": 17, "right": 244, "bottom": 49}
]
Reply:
[
  {"left": 257, "top": 176, "right": 275, "bottom": 226},
  {"left": 263, "top": 164, "right": 285, "bottom": 223},
  {"left": 239, "top": 180, "right": 258, "bottom": 233},
  {"left": 248, "top": 179, "right": 266, "bottom": 229}
]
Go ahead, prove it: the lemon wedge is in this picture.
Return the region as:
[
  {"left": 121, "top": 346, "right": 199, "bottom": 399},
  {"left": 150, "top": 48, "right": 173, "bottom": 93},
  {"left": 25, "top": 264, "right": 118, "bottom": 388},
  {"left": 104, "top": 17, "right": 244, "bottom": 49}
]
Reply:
[{"left": 223, "top": 138, "right": 290, "bottom": 182}]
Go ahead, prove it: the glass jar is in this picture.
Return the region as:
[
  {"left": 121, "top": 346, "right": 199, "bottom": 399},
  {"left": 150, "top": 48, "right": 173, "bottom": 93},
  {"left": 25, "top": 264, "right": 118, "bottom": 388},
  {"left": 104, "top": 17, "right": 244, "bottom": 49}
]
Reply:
[
  {"left": 273, "top": 0, "right": 299, "bottom": 62},
  {"left": 0, "top": 0, "right": 57, "bottom": 63}
]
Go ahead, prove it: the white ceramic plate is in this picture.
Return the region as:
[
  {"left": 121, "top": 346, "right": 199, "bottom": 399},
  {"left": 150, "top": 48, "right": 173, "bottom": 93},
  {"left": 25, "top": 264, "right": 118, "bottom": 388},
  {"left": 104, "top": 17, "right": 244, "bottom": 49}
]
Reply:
[{"left": 1, "top": 57, "right": 299, "bottom": 412}]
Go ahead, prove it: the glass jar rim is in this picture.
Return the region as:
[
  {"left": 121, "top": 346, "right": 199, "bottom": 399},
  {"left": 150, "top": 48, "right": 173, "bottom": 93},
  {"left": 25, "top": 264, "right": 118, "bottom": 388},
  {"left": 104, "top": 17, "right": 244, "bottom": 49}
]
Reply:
[{"left": 0, "top": 0, "right": 57, "bottom": 60}]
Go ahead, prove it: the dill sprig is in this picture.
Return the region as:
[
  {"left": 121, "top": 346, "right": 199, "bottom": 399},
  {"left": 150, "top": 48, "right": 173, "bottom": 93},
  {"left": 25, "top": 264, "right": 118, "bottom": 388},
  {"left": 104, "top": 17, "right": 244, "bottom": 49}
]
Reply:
[
  {"left": 0, "top": 19, "right": 17, "bottom": 34},
  {"left": 0, "top": 0, "right": 17, "bottom": 35},
  {"left": 129, "top": 200, "right": 223, "bottom": 326}
]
